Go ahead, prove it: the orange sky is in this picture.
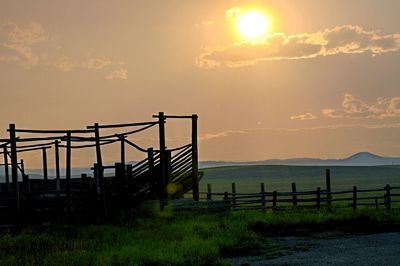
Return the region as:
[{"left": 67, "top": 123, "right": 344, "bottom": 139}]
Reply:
[{"left": 0, "top": 0, "right": 400, "bottom": 168}]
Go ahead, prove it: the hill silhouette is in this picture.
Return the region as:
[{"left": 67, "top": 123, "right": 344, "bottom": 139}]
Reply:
[{"left": 200, "top": 151, "right": 400, "bottom": 168}]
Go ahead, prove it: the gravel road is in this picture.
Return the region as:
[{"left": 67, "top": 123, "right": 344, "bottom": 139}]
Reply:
[{"left": 227, "top": 232, "right": 400, "bottom": 266}]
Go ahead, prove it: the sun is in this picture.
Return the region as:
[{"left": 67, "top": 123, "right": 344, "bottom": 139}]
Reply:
[{"left": 237, "top": 10, "right": 270, "bottom": 39}]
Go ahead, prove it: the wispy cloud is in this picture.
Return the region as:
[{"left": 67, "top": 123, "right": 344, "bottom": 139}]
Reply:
[
  {"left": 0, "top": 21, "right": 124, "bottom": 78},
  {"left": 290, "top": 113, "right": 317, "bottom": 120},
  {"left": 323, "top": 94, "right": 400, "bottom": 119},
  {"left": 196, "top": 25, "right": 400, "bottom": 68},
  {"left": 200, "top": 123, "right": 400, "bottom": 141},
  {"left": 0, "top": 21, "right": 47, "bottom": 67},
  {"left": 51, "top": 55, "right": 113, "bottom": 72},
  {"left": 105, "top": 68, "right": 128, "bottom": 80}
]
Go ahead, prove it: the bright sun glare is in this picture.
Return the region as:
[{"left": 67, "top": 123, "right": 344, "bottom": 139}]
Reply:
[{"left": 237, "top": 10, "right": 270, "bottom": 39}]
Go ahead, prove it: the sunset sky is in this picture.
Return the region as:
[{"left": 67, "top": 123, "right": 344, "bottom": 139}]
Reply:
[{"left": 1, "top": 0, "right": 400, "bottom": 168}]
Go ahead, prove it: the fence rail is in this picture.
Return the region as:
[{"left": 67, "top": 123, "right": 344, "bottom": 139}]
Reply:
[{"left": 195, "top": 172, "right": 400, "bottom": 211}]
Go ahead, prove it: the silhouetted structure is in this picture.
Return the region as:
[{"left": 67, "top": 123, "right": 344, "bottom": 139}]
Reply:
[{"left": 0, "top": 113, "right": 199, "bottom": 230}]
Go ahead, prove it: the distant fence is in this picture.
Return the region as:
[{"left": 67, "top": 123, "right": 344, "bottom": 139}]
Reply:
[{"left": 193, "top": 169, "right": 400, "bottom": 211}]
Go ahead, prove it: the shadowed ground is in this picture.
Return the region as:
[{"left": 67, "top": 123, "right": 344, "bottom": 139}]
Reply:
[{"left": 228, "top": 232, "right": 400, "bottom": 266}]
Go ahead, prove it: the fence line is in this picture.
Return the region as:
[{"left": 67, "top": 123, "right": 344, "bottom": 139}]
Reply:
[{"left": 197, "top": 181, "right": 399, "bottom": 211}]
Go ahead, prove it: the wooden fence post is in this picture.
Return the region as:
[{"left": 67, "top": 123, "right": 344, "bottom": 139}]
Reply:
[
  {"left": 93, "top": 163, "right": 99, "bottom": 195},
  {"left": 223, "top": 191, "right": 228, "bottom": 201},
  {"left": 126, "top": 164, "right": 133, "bottom": 200},
  {"left": 55, "top": 140, "right": 61, "bottom": 192},
  {"left": 9, "top": 124, "right": 20, "bottom": 214},
  {"left": 231, "top": 183, "right": 236, "bottom": 207},
  {"left": 3, "top": 146, "right": 10, "bottom": 191},
  {"left": 65, "top": 132, "right": 71, "bottom": 214},
  {"left": 207, "top": 184, "right": 212, "bottom": 200},
  {"left": 21, "top": 160, "right": 29, "bottom": 193},
  {"left": 93, "top": 123, "right": 106, "bottom": 218},
  {"left": 385, "top": 184, "right": 391, "bottom": 210},
  {"left": 158, "top": 112, "right": 166, "bottom": 210},
  {"left": 260, "top": 183, "right": 266, "bottom": 209},
  {"left": 291, "top": 182, "right": 297, "bottom": 207},
  {"left": 120, "top": 136, "right": 125, "bottom": 166},
  {"left": 316, "top": 187, "right": 321, "bottom": 209},
  {"left": 352, "top": 186, "right": 357, "bottom": 210},
  {"left": 81, "top": 173, "right": 87, "bottom": 192},
  {"left": 326, "top": 169, "right": 332, "bottom": 208},
  {"left": 272, "top": 190, "right": 277, "bottom": 210},
  {"left": 115, "top": 162, "right": 126, "bottom": 208},
  {"left": 42, "top": 147, "right": 48, "bottom": 188},
  {"left": 191, "top": 114, "right": 199, "bottom": 201}
]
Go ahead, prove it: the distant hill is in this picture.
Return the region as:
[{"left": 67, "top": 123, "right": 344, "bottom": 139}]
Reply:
[{"left": 200, "top": 152, "right": 400, "bottom": 168}]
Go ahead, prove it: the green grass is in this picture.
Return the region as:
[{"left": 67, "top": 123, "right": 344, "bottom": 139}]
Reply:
[
  {"left": 1, "top": 207, "right": 400, "bottom": 266},
  {"left": 200, "top": 165, "right": 400, "bottom": 193}
]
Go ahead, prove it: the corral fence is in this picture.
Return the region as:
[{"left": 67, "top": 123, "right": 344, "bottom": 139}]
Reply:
[
  {"left": 187, "top": 169, "right": 400, "bottom": 211},
  {"left": 0, "top": 113, "right": 200, "bottom": 230}
]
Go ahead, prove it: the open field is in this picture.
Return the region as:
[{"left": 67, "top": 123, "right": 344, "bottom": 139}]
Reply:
[{"left": 200, "top": 165, "right": 400, "bottom": 193}]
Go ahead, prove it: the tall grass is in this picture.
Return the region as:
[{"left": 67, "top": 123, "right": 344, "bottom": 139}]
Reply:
[{"left": 0, "top": 208, "right": 399, "bottom": 266}]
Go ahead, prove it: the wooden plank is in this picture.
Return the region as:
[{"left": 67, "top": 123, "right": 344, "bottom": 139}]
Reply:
[
  {"left": 316, "top": 187, "right": 321, "bottom": 209},
  {"left": 87, "top": 121, "right": 157, "bottom": 129},
  {"left": 153, "top": 115, "right": 193, "bottom": 119},
  {"left": 11, "top": 128, "right": 94, "bottom": 134}
]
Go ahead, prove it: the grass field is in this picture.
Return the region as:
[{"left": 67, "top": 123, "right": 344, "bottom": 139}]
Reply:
[
  {"left": 200, "top": 165, "right": 400, "bottom": 194},
  {"left": 1, "top": 207, "right": 400, "bottom": 266}
]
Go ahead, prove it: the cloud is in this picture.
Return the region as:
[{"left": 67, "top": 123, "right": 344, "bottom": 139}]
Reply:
[
  {"left": 200, "top": 122, "right": 400, "bottom": 142},
  {"left": 0, "top": 21, "right": 47, "bottom": 67},
  {"left": 81, "top": 57, "right": 112, "bottom": 70},
  {"left": 196, "top": 25, "right": 400, "bottom": 68},
  {"left": 105, "top": 68, "right": 128, "bottom": 80},
  {"left": 290, "top": 112, "right": 317, "bottom": 120},
  {"left": 323, "top": 94, "right": 400, "bottom": 119},
  {"left": 0, "top": 21, "right": 120, "bottom": 75},
  {"left": 50, "top": 55, "right": 113, "bottom": 72},
  {"left": 199, "top": 129, "right": 246, "bottom": 141}
]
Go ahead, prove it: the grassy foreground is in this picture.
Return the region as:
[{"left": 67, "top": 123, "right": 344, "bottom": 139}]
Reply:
[{"left": 1, "top": 207, "right": 400, "bottom": 266}]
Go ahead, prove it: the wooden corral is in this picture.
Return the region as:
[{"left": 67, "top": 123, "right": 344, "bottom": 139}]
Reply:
[{"left": 0, "top": 113, "right": 200, "bottom": 230}]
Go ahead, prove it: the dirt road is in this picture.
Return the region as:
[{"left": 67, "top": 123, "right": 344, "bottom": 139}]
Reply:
[{"left": 228, "top": 232, "right": 400, "bottom": 266}]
